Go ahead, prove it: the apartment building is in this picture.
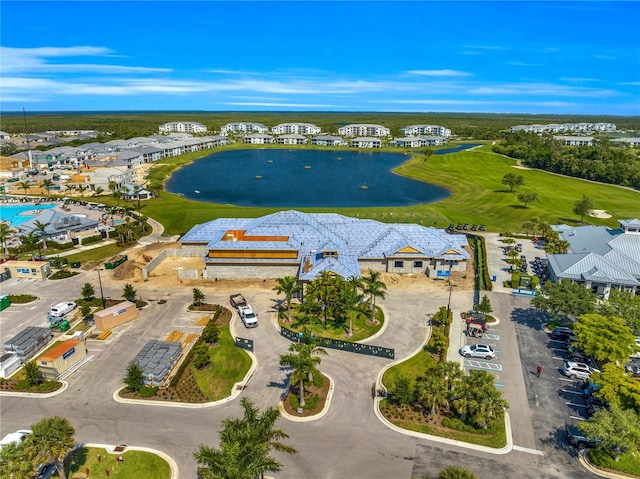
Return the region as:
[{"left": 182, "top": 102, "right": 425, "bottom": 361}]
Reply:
[
  {"left": 271, "top": 123, "right": 321, "bottom": 135},
  {"left": 220, "top": 122, "right": 269, "bottom": 136},
  {"left": 159, "top": 122, "right": 208, "bottom": 134},
  {"left": 400, "top": 125, "right": 451, "bottom": 137},
  {"left": 338, "top": 124, "right": 390, "bottom": 137}
]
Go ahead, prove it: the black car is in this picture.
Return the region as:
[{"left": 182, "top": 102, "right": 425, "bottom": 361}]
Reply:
[
  {"left": 566, "top": 424, "right": 598, "bottom": 449},
  {"left": 550, "top": 326, "right": 577, "bottom": 342},
  {"left": 625, "top": 357, "right": 640, "bottom": 377}
]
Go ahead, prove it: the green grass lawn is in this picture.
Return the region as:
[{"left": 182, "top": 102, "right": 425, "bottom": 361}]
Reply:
[
  {"left": 192, "top": 323, "right": 252, "bottom": 401},
  {"left": 139, "top": 144, "right": 638, "bottom": 236},
  {"left": 281, "top": 306, "right": 384, "bottom": 342},
  {"left": 62, "top": 447, "right": 171, "bottom": 479},
  {"left": 588, "top": 448, "right": 640, "bottom": 477},
  {"left": 382, "top": 348, "right": 437, "bottom": 389}
]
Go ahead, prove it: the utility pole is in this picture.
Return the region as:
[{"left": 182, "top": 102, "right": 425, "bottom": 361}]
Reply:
[{"left": 95, "top": 268, "right": 106, "bottom": 309}]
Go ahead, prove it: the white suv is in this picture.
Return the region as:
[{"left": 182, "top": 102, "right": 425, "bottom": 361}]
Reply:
[{"left": 561, "top": 361, "right": 600, "bottom": 381}]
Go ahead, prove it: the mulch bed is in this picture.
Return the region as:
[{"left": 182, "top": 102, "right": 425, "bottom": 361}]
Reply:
[
  {"left": 0, "top": 379, "right": 63, "bottom": 393},
  {"left": 187, "top": 303, "right": 219, "bottom": 312},
  {"left": 282, "top": 372, "right": 331, "bottom": 417}
]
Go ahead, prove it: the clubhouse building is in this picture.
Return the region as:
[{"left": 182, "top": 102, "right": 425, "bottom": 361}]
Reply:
[
  {"left": 547, "top": 219, "right": 640, "bottom": 298},
  {"left": 179, "top": 210, "right": 469, "bottom": 281}
]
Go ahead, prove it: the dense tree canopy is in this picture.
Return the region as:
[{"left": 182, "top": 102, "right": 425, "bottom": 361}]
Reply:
[
  {"left": 573, "top": 314, "right": 637, "bottom": 363},
  {"left": 578, "top": 405, "right": 640, "bottom": 462},
  {"left": 531, "top": 281, "right": 597, "bottom": 320},
  {"left": 493, "top": 131, "right": 640, "bottom": 188},
  {"left": 599, "top": 289, "right": 640, "bottom": 336}
]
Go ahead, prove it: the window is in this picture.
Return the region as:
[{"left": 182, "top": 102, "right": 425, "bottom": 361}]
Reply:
[
  {"left": 414, "top": 261, "right": 423, "bottom": 268},
  {"left": 394, "top": 261, "right": 404, "bottom": 268}
]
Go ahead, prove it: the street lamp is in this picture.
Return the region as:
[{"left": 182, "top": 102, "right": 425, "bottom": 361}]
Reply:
[
  {"left": 95, "top": 268, "right": 106, "bottom": 309},
  {"left": 446, "top": 262, "right": 454, "bottom": 319}
]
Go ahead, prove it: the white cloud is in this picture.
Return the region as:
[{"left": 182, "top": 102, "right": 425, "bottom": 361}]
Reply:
[
  {"left": 594, "top": 54, "right": 616, "bottom": 60},
  {"left": 509, "top": 62, "right": 544, "bottom": 67},
  {"left": 406, "top": 69, "right": 472, "bottom": 77},
  {"left": 462, "top": 45, "right": 507, "bottom": 50},
  {"left": 224, "top": 102, "right": 336, "bottom": 108},
  {"left": 618, "top": 81, "right": 640, "bottom": 86},
  {"left": 468, "top": 82, "right": 619, "bottom": 98}
]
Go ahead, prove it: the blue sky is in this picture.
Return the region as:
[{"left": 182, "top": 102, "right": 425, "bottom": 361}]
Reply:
[{"left": 1, "top": 1, "right": 639, "bottom": 115}]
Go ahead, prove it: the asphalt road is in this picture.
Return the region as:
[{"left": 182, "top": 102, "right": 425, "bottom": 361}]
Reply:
[{"left": 0, "top": 250, "right": 599, "bottom": 478}]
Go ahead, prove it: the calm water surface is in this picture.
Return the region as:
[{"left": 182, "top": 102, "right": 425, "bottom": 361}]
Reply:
[{"left": 166, "top": 149, "right": 450, "bottom": 207}]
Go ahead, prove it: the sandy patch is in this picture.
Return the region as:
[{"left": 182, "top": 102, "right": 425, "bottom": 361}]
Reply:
[
  {"left": 512, "top": 165, "right": 532, "bottom": 170},
  {"left": 589, "top": 209, "right": 612, "bottom": 219}
]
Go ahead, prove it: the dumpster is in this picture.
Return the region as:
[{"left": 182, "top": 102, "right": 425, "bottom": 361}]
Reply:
[
  {"left": 0, "top": 295, "right": 10, "bottom": 312},
  {"left": 105, "top": 254, "right": 128, "bottom": 270}
]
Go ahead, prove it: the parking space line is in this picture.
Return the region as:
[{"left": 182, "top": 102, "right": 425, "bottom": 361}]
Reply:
[
  {"left": 552, "top": 356, "right": 567, "bottom": 360},
  {"left": 513, "top": 445, "right": 545, "bottom": 456},
  {"left": 463, "top": 359, "right": 502, "bottom": 372},
  {"left": 561, "top": 389, "right": 583, "bottom": 395},
  {"left": 483, "top": 333, "right": 500, "bottom": 341},
  {"left": 495, "top": 383, "right": 504, "bottom": 388},
  {"left": 570, "top": 416, "right": 585, "bottom": 421},
  {"left": 566, "top": 402, "right": 588, "bottom": 409},
  {"left": 558, "top": 377, "right": 574, "bottom": 382},
  {"left": 550, "top": 347, "right": 566, "bottom": 353}
]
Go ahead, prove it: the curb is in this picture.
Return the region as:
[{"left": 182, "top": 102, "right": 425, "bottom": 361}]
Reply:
[
  {"left": 0, "top": 380, "right": 69, "bottom": 398},
  {"left": 279, "top": 371, "right": 335, "bottom": 423},
  {"left": 578, "top": 454, "right": 639, "bottom": 479},
  {"left": 374, "top": 327, "right": 514, "bottom": 455},
  {"left": 84, "top": 443, "right": 178, "bottom": 479},
  {"left": 112, "top": 350, "right": 257, "bottom": 409}
]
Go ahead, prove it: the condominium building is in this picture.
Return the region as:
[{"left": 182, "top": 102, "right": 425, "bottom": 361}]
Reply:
[
  {"left": 276, "top": 134, "right": 308, "bottom": 145},
  {"left": 338, "top": 124, "right": 390, "bottom": 138},
  {"left": 271, "top": 123, "right": 321, "bottom": 135},
  {"left": 400, "top": 125, "right": 451, "bottom": 137},
  {"left": 244, "top": 133, "right": 274, "bottom": 144},
  {"left": 554, "top": 136, "right": 594, "bottom": 146},
  {"left": 220, "top": 122, "right": 269, "bottom": 136},
  {"left": 311, "top": 135, "right": 346, "bottom": 147},
  {"left": 394, "top": 136, "right": 449, "bottom": 148},
  {"left": 510, "top": 123, "right": 616, "bottom": 134},
  {"left": 159, "top": 122, "right": 208, "bottom": 134},
  {"left": 350, "top": 137, "right": 382, "bottom": 148}
]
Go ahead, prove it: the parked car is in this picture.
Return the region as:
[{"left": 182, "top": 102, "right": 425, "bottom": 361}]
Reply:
[
  {"left": 566, "top": 424, "right": 598, "bottom": 449},
  {"left": 550, "top": 326, "right": 577, "bottom": 342},
  {"left": 459, "top": 343, "right": 496, "bottom": 360},
  {"left": 587, "top": 395, "right": 609, "bottom": 416},
  {"left": 561, "top": 361, "right": 600, "bottom": 381},
  {"left": 625, "top": 357, "right": 640, "bottom": 377}
]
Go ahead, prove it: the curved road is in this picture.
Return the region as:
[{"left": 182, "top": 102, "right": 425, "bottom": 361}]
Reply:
[{"left": 1, "top": 262, "right": 596, "bottom": 478}]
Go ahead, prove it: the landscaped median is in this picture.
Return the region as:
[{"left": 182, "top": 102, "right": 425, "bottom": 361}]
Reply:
[
  {"left": 376, "top": 306, "right": 511, "bottom": 452},
  {"left": 116, "top": 305, "right": 254, "bottom": 406}
]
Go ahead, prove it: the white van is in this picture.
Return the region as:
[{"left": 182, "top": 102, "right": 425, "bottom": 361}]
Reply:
[
  {"left": 0, "top": 430, "right": 32, "bottom": 450},
  {"left": 49, "top": 301, "right": 76, "bottom": 318},
  {"left": 59, "top": 174, "right": 71, "bottom": 181}
]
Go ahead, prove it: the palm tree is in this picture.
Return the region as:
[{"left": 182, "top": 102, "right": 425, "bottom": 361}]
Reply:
[
  {"left": 437, "top": 361, "right": 463, "bottom": 399},
  {"left": 93, "top": 186, "right": 105, "bottom": 196},
  {"left": 273, "top": 276, "right": 301, "bottom": 323},
  {"left": 0, "top": 441, "right": 37, "bottom": 478},
  {"left": 76, "top": 184, "right": 87, "bottom": 197},
  {"left": 64, "top": 184, "right": 76, "bottom": 196},
  {"left": 41, "top": 178, "right": 54, "bottom": 198},
  {"left": 194, "top": 398, "right": 294, "bottom": 479},
  {"left": 20, "top": 231, "right": 40, "bottom": 259},
  {"left": 469, "top": 387, "right": 508, "bottom": 429},
  {"left": 0, "top": 222, "right": 15, "bottom": 260},
  {"left": 18, "top": 180, "right": 31, "bottom": 196},
  {"left": 26, "top": 416, "right": 75, "bottom": 479},
  {"left": 362, "top": 269, "right": 387, "bottom": 322},
  {"left": 339, "top": 281, "right": 363, "bottom": 337},
  {"left": 279, "top": 341, "right": 326, "bottom": 407},
  {"left": 112, "top": 188, "right": 123, "bottom": 206},
  {"left": 415, "top": 371, "right": 449, "bottom": 415},
  {"left": 33, "top": 220, "right": 50, "bottom": 249}
]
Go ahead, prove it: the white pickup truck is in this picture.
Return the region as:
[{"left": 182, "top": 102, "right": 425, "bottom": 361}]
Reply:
[{"left": 230, "top": 294, "right": 258, "bottom": 328}]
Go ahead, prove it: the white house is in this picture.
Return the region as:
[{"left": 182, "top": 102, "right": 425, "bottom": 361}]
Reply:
[
  {"left": 244, "top": 133, "right": 274, "bottom": 145},
  {"left": 350, "top": 137, "right": 382, "bottom": 148}
]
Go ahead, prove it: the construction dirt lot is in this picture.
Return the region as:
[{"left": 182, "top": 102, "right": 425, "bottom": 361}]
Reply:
[{"left": 99, "top": 242, "right": 475, "bottom": 295}]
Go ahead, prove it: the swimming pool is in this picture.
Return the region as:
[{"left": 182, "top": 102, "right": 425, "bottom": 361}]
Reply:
[{"left": 0, "top": 204, "right": 57, "bottom": 226}]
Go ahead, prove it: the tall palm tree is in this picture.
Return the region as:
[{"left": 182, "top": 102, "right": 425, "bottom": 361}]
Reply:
[
  {"left": 339, "top": 281, "right": 363, "bottom": 337},
  {"left": 273, "top": 276, "right": 301, "bottom": 323},
  {"left": 362, "top": 269, "right": 387, "bottom": 322},
  {"left": 18, "top": 180, "right": 31, "bottom": 196},
  {"left": 20, "top": 231, "right": 40, "bottom": 259},
  {"left": 76, "top": 184, "right": 86, "bottom": 197},
  {"left": 93, "top": 186, "right": 105, "bottom": 196},
  {"left": 279, "top": 341, "right": 326, "bottom": 407},
  {"left": 112, "top": 188, "right": 123, "bottom": 206},
  {"left": 64, "top": 184, "right": 76, "bottom": 196},
  {"left": 41, "top": 178, "right": 54, "bottom": 198},
  {"left": 0, "top": 222, "right": 15, "bottom": 260},
  {"left": 26, "top": 416, "right": 75, "bottom": 479},
  {"left": 194, "top": 440, "right": 278, "bottom": 479},
  {"left": 437, "top": 361, "right": 463, "bottom": 399},
  {"left": 469, "top": 387, "right": 508, "bottom": 429},
  {"left": 33, "top": 220, "right": 50, "bottom": 249}
]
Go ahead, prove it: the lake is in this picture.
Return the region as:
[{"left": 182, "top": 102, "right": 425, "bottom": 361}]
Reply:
[{"left": 166, "top": 149, "right": 450, "bottom": 207}]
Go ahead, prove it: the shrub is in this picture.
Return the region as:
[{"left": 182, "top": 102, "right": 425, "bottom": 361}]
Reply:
[
  {"left": 437, "top": 466, "right": 477, "bottom": 479},
  {"left": 137, "top": 385, "right": 158, "bottom": 398},
  {"left": 80, "top": 234, "right": 103, "bottom": 245}
]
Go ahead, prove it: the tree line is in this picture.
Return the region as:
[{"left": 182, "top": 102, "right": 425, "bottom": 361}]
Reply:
[{"left": 493, "top": 131, "right": 640, "bottom": 189}]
